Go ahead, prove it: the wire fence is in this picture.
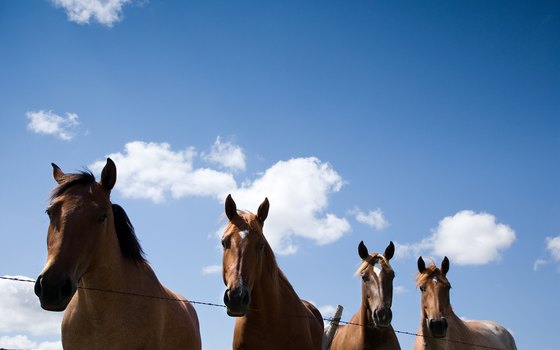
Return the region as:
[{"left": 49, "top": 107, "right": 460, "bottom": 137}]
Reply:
[{"left": 0, "top": 275, "right": 508, "bottom": 350}]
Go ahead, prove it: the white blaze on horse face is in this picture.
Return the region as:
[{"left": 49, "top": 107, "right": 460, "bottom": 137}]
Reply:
[
  {"left": 373, "top": 263, "right": 382, "bottom": 279},
  {"left": 432, "top": 277, "right": 438, "bottom": 285},
  {"left": 239, "top": 230, "right": 250, "bottom": 239}
]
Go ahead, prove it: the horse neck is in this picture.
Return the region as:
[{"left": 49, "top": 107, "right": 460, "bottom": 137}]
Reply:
[
  {"left": 248, "top": 249, "right": 298, "bottom": 319},
  {"left": 76, "top": 224, "right": 160, "bottom": 308}
]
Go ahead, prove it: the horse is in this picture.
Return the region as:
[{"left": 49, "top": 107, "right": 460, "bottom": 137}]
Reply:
[
  {"left": 414, "top": 256, "right": 517, "bottom": 350},
  {"left": 331, "top": 241, "right": 401, "bottom": 350},
  {"left": 221, "top": 194, "right": 324, "bottom": 349},
  {"left": 34, "top": 159, "right": 202, "bottom": 349}
]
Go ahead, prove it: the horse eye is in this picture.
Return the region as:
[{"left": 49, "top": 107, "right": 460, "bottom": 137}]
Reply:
[
  {"left": 221, "top": 238, "right": 231, "bottom": 249},
  {"left": 361, "top": 273, "right": 370, "bottom": 282},
  {"left": 45, "top": 209, "right": 52, "bottom": 219},
  {"left": 420, "top": 285, "right": 426, "bottom": 292},
  {"left": 258, "top": 242, "right": 265, "bottom": 251}
]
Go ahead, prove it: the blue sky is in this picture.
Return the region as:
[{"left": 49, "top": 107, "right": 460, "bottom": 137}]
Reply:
[{"left": 0, "top": 0, "right": 559, "bottom": 349}]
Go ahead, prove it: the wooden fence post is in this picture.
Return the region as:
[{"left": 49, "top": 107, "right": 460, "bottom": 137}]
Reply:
[{"left": 321, "top": 305, "right": 343, "bottom": 350}]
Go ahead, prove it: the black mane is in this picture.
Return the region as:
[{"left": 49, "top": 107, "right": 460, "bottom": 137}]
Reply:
[{"left": 112, "top": 204, "right": 147, "bottom": 264}]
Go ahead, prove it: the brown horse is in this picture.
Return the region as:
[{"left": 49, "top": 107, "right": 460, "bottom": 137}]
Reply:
[
  {"left": 414, "top": 256, "right": 517, "bottom": 350},
  {"left": 34, "top": 159, "right": 201, "bottom": 349},
  {"left": 221, "top": 195, "right": 324, "bottom": 349},
  {"left": 331, "top": 241, "right": 401, "bottom": 350}
]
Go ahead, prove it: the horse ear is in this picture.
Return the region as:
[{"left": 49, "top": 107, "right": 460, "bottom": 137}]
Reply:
[
  {"left": 417, "top": 256, "right": 426, "bottom": 273},
  {"left": 225, "top": 194, "right": 239, "bottom": 221},
  {"left": 52, "top": 163, "right": 65, "bottom": 184},
  {"left": 100, "top": 158, "right": 117, "bottom": 191},
  {"left": 441, "top": 256, "right": 450, "bottom": 276},
  {"left": 358, "top": 241, "right": 369, "bottom": 260},
  {"left": 384, "top": 241, "right": 395, "bottom": 260},
  {"left": 257, "top": 197, "right": 269, "bottom": 224}
]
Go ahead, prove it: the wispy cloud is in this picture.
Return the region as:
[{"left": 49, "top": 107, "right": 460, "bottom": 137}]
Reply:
[
  {"left": 546, "top": 235, "right": 560, "bottom": 261},
  {"left": 201, "top": 264, "right": 222, "bottom": 275},
  {"left": 396, "top": 211, "right": 515, "bottom": 265},
  {"left": 351, "top": 207, "right": 389, "bottom": 231},
  {"left": 533, "top": 259, "right": 548, "bottom": 272},
  {"left": 26, "top": 110, "right": 79, "bottom": 141},
  {"left": 0, "top": 276, "right": 62, "bottom": 336},
  {"left": 202, "top": 136, "right": 246, "bottom": 172},
  {"left": 536, "top": 235, "right": 560, "bottom": 272},
  {"left": 51, "top": 0, "right": 134, "bottom": 27}
]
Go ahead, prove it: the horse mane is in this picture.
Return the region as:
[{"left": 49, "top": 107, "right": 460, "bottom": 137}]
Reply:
[
  {"left": 112, "top": 204, "right": 147, "bottom": 264},
  {"left": 50, "top": 170, "right": 146, "bottom": 264},
  {"left": 355, "top": 254, "right": 393, "bottom": 276},
  {"left": 416, "top": 263, "right": 451, "bottom": 288}
]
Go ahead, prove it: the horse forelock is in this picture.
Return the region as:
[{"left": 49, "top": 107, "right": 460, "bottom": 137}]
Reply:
[
  {"left": 416, "top": 264, "right": 450, "bottom": 288},
  {"left": 355, "top": 254, "right": 393, "bottom": 277},
  {"left": 50, "top": 171, "right": 96, "bottom": 200}
]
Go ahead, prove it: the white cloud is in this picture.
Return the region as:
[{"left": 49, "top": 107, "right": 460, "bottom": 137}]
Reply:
[
  {"left": 0, "top": 335, "right": 61, "bottom": 350},
  {"left": 396, "top": 211, "right": 515, "bottom": 265},
  {"left": 51, "top": 0, "right": 132, "bottom": 27},
  {"left": 546, "top": 236, "right": 560, "bottom": 261},
  {"left": 90, "top": 141, "right": 237, "bottom": 203},
  {"left": 533, "top": 259, "right": 548, "bottom": 271},
  {"left": 26, "top": 110, "right": 79, "bottom": 141},
  {"left": 351, "top": 207, "right": 389, "bottom": 231},
  {"left": 201, "top": 264, "right": 222, "bottom": 275},
  {"left": 231, "top": 157, "right": 351, "bottom": 255},
  {"left": 202, "top": 136, "right": 246, "bottom": 171},
  {"left": 91, "top": 142, "right": 349, "bottom": 254},
  {"left": 317, "top": 304, "right": 337, "bottom": 318},
  {"left": 0, "top": 276, "right": 62, "bottom": 336},
  {"left": 394, "top": 285, "right": 407, "bottom": 294}
]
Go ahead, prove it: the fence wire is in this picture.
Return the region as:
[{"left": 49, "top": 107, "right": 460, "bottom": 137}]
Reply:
[{"left": 0, "top": 275, "right": 508, "bottom": 350}]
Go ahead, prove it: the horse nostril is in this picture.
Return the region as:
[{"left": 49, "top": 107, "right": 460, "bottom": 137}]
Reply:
[
  {"left": 34, "top": 276, "right": 43, "bottom": 297},
  {"left": 223, "top": 289, "right": 231, "bottom": 306}
]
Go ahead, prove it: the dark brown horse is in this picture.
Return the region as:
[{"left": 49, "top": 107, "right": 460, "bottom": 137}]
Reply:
[
  {"left": 415, "top": 256, "right": 517, "bottom": 350},
  {"left": 35, "top": 159, "right": 201, "bottom": 349},
  {"left": 331, "top": 241, "right": 401, "bottom": 350},
  {"left": 221, "top": 194, "right": 324, "bottom": 349}
]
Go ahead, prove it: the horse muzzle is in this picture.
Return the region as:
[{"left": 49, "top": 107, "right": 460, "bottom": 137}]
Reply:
[
  {"left": 428, "top": 317, "right": 448, "bottom": 338},
  {"left": 373, "top": 306, "right": 393, "bottom": 328},
  {"left": 34, "top": 274, "right": 76, "bottom": 312},
  {"left": 224, "top": 287, "right": 250, "bottom": 317}
]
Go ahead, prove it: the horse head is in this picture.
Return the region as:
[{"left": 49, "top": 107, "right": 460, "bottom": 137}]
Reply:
[
  {"left": 34, "top": 159, "right": 117, "bottom": 311},
  {"left": 417, "top": 256, "right": 451, "bottom": 338},
  {"left": 357, "top": 241, "right": 396, "bottom": 328},
  {"left": 221, "top": 194, "right": 269, "bottom": 317}
]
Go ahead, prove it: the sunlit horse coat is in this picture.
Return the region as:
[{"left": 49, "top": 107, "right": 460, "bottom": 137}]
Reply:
[
  {"left": 414, "top": 257, "right": 517, "bottom": 350},
  {"left": 35, "top": 159, "right": 202, "bottom": 349}
]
